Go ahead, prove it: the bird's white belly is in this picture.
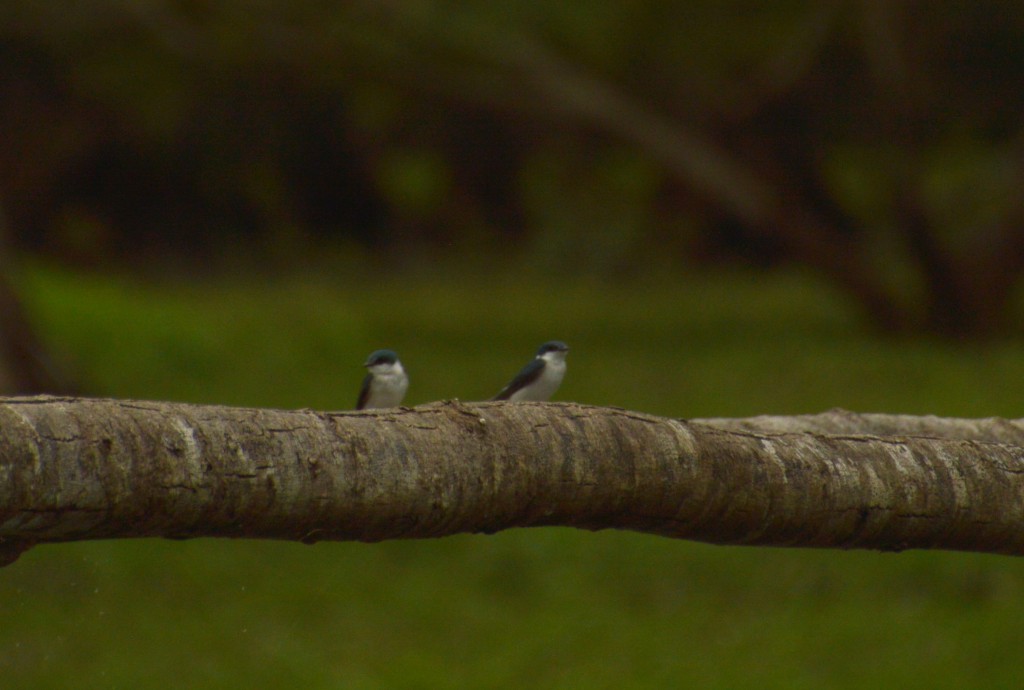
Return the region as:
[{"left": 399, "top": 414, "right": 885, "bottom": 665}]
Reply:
[
  {"left": 509, "top": 360, "right": 565, "bottom": 402},
  {"left": 368, "top": 372, "right": 409, "bottom": 408}
]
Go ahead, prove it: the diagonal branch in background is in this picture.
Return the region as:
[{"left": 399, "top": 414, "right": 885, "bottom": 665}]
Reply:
[
  {"left": 495, "top": 35, "right": 908, "bottom": 329},
  {"left": 353, "top": 6, "right": 909, "bottom": 330},
  {"left": 3, "top": 397, "right": 1024, "bottom": 566}
]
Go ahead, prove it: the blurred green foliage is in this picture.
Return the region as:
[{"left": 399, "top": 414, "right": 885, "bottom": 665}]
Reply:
[{"left": 4, "top": 262, "right": 1024, "bottom": 687}]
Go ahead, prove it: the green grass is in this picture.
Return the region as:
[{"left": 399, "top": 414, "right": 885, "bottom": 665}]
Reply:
[{"left": 5, "top": 261, "right": 1024, "bottom": 688}]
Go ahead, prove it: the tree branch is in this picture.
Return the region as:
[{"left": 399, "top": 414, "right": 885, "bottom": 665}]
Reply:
[
  {"left": 698, "top": 409, "right": 1024, "bottom": 443},
  {"left": 2, "top": 396, "right": 1024, "bottom": 566}
]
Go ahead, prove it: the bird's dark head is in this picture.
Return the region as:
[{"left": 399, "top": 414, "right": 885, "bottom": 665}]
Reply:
[
  {"left": 536, "top": 341, "right": 569, "bottom": 357},
  {"left": 364, "top": 349, "right": 400, "bottom": 368}
]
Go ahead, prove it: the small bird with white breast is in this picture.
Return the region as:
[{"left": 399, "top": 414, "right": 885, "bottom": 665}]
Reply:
[
  {"left": 491, "top": 341, "right": 569, "bottom": 402},
  {"left": 356, "top": 349, "right": 409, "bottom": 410}
]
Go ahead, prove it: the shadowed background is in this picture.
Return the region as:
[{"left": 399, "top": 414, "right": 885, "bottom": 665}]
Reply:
[{"left": 3, "top": 1, "right": 1024, "bottom": 687}]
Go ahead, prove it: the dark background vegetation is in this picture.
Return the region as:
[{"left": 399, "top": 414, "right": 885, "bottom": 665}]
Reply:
[
  {"left": 3, "top": 2, "right": 1024, "bottom": 687},
  {"left": 5, "top": 1, "right": 1024, "bottom": 338}
]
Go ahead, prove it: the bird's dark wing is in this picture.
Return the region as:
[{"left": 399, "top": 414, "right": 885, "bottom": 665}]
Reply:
[
  {"left": 355, "top": 373, "right": 373, "bottom": 409},
  {"left": 492, "top": 358, "right": 544, "bottom": 400}
]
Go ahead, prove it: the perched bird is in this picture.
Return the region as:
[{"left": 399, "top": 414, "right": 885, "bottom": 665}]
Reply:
[
  {"left": 356, "top": 349, "right": 409, "bottom": 410},
  {"left": 492, "top": 341, "right": 569, "bottom": 402}
]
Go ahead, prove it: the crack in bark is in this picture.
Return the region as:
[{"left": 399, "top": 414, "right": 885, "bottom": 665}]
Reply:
[
  {"left": 17, "top": 506, "right": 105, "bottom": 515},
  {"left": 158, "top": 484, "right": 198, "bottom": 492}
]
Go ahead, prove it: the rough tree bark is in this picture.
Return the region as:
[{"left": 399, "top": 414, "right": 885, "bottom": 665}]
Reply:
[{"left": 2, "top": 396, "right": 1024, "bottom": 567}]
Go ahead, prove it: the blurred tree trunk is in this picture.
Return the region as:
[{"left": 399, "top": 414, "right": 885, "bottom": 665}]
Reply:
[
  {"left": 0, "top": 202, "right": 74, "bottom": 394},
  {"left": 3, "top": 398, "right": 1024, "bottom": 566},
  {"left": 893, "top": 187, "right": 1024, "bottom": 337}
]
